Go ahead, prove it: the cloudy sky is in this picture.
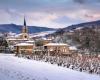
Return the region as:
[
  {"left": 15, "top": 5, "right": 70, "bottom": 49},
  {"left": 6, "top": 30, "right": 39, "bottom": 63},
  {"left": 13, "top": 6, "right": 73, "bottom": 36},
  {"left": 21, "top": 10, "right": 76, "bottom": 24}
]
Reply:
[{"left": 0, "top": 0, "right": 100, "bottom": 28}]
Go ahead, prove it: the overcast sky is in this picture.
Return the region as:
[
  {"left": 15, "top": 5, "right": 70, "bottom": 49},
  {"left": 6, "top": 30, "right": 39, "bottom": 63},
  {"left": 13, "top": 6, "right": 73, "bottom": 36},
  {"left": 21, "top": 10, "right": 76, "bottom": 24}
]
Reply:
[{"left": 0, "top": 0, "right": 100, "bottom": 28}]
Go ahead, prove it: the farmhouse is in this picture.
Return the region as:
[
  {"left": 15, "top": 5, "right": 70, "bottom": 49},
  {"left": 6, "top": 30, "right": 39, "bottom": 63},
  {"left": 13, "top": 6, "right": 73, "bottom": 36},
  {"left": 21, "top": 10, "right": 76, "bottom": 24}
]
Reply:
[
  {"left": 44, "top": 43, "right": 71, "bottom": 55},
  {"left": 14, "top": 42, "right": 35, "bottom": 55}
]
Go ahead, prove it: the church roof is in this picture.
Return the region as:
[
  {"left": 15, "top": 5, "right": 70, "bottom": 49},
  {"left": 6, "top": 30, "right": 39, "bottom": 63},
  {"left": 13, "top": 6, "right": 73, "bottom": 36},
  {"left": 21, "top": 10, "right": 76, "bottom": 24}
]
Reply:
[{"left": 15, "top": 43, "right": 33, "bottom": 46}]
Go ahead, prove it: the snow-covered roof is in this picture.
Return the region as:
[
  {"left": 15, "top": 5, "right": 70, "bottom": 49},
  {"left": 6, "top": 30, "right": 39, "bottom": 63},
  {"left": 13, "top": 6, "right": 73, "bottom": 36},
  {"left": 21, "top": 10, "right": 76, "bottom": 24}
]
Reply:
[
  {"left": 7, "top": 38, "right": 28, "bottom": 41},
  {"left": 25, "top": 40, "right": 35, "bottom": 43},
  {"left": 15, "top": 43, "right": 33, "bottom": 46},
  {"left": 44, "top": 43, "right": 69, "bottom": 46},
  {"left": 42, "top": 38, "right": 52, "bottom": 41},
  {"left": 15, "top": 33, "right": 23, "bottom": 37},
  {"left": 75, "top": 27, "right": 83, "bottom": 30},
  {"left": 69, "top": 46, "right": 77, "bottom": 50}
]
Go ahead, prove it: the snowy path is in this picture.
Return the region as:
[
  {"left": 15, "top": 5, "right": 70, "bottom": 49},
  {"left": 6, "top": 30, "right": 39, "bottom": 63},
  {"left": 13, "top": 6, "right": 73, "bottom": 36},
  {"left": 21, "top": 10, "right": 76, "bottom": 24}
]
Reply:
[{"left": 0, "top": 54, "right": 100, "bottom": 80}]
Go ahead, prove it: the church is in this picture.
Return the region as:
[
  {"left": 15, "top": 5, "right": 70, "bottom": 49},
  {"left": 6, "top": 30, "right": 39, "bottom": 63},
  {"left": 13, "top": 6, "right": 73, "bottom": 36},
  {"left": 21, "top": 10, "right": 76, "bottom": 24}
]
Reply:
[{"left": 6, "top": 17, "right": 35, "bottom": 53}]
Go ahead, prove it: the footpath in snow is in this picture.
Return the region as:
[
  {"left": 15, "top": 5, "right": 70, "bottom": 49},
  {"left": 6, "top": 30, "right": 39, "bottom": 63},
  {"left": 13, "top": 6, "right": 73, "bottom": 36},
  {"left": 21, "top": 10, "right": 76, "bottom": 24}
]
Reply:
[{"left": 0, "top": 53, "right": 100, "bottom": 80}]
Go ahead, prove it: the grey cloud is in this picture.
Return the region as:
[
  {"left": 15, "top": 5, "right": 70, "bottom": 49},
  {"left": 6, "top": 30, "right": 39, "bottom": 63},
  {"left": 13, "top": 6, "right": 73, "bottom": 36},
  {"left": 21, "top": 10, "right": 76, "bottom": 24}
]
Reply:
[
  {"left": 0, "top": 0, "right": 100, "bottom": 28},
  {"left": 73, "top": 0, "right": 86, "bottom": 4},
  {"left": 0, "top": 0, "right": 73, "bottom": 12},
  {"left": 0, "top": 0, "right": 99, "bottom": 14},
  {"left": 73, "top": 0, "right": 100, "bottom": 4}
]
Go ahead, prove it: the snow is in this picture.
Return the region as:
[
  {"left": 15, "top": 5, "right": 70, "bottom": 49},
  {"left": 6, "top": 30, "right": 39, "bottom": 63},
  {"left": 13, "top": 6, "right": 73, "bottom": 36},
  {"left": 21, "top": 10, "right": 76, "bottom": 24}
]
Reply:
[
  {"left": 44, "top": 43, "right": 69, "bottom": 46},
  {"left": 0, "top": 53, "right": 100, "bottom": 80},
  {"left": 75, "top": 27, "right": 83, "bottom": 30},
  {"left": 15, "top": 43, "right": 33, "bottom": 46},
  {"left": 7, "top": 38, "right": 28, "bottom": 41},
  {"left": 26, "top": 40, "right": 35, "bottom": 43},
  {"left": 42, "top": 38, "right": 52, "bottom": 41},
  {"left": 30, "top": 31, "right": 55, "bottom": 37},
  {"left": 69, "top": 46, "right": 77, "bottom": 50}
]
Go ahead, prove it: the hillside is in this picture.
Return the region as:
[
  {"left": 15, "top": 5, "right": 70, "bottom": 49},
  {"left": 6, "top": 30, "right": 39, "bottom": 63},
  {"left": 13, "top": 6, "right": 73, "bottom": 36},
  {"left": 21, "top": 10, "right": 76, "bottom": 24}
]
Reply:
[
  {"left": 0, "top": 54, "right": 99, "bottom": 80},
  {"left": 0, "top": 24, "right": 56, "bottom": 33},
  {"left": 63, "top": 20, "right": 100, "bottom": 31},
  {"left": 51, "top": 20, "right": 100, "bottom": 37}
]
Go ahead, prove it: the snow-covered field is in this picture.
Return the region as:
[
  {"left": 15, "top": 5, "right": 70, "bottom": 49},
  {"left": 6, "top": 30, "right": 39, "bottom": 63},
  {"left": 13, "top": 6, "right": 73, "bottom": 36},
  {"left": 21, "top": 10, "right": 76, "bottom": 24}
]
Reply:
[{"left": 0, "top": 53, "right": 100, "bottom": 80}]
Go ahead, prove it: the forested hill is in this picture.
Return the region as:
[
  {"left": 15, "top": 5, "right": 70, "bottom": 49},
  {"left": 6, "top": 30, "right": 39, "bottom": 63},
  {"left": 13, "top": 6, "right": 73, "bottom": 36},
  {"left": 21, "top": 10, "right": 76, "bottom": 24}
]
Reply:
[{"left": 0, "top": 24, "right": 56, "bottom": 33}]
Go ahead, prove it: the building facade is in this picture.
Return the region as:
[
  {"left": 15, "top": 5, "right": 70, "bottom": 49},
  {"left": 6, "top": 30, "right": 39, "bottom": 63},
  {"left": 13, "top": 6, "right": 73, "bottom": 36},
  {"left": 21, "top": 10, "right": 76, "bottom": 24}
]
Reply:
[{"left": 44, "top": 43, "right": 70, "bottom": 55}]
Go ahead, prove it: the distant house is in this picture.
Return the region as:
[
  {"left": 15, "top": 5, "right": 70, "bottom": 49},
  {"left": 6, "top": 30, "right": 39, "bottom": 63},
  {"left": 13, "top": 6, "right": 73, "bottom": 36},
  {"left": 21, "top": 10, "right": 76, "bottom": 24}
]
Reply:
[
  {"left": 42, "top": 38, "right": 53, "bottom": 45},
  {"left": 44, "top": 43, "right": 71, "bottom": 55},
  {"left": 69, "top": 46, "right": 77, "bottom": 52}
]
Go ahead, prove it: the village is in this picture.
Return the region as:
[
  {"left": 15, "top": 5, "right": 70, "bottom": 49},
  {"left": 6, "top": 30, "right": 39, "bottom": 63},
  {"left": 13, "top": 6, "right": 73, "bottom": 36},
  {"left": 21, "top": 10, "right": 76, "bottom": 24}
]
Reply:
[
  {"left": 4, "top": 18, "right": 100, "bottom": 76},
  {"left": 0, "top": 0, "right": 100, "bottom": 80},
  {"left": 6, "top": 18, "right": 76, "bottom": 55}
]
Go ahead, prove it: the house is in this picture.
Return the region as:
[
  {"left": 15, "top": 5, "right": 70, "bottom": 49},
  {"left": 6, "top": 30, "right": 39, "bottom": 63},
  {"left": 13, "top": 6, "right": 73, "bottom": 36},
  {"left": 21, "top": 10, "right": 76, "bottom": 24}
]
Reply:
[
  {"left": 69, "top": 46, "right": 77, "bottom": 53},
  {"left": 14, "top": 42, "right": 35, "bottom": 55},
  {"left": 44, "top": 43, "right": 71, "bottom": 55},
  {"left": 42, "top": 38, "right": 53, "bottom": 45}
]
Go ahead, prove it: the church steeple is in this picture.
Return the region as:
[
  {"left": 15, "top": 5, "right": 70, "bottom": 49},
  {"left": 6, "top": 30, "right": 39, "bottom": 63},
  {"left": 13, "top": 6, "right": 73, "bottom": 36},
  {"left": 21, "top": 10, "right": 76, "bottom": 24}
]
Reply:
[
  {"left": 20, "top": 17, "right": 29, "bottom": 39},
  {"left": 22, "top": 17, "right": 28, "bottom": 33},
  {"left": 24, "top": 16, "right": 26, "bottom": 27}
]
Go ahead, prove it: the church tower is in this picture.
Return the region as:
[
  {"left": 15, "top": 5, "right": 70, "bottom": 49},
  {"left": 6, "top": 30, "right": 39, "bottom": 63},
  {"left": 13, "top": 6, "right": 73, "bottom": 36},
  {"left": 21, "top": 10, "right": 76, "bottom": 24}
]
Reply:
[{"left": 21, "top": 17, "right": 29, "bottom": 39}]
